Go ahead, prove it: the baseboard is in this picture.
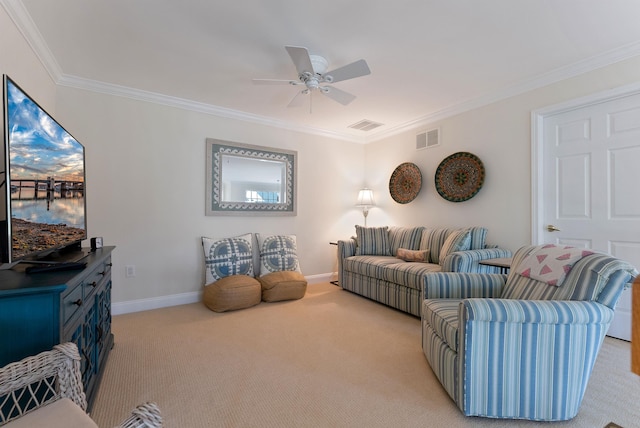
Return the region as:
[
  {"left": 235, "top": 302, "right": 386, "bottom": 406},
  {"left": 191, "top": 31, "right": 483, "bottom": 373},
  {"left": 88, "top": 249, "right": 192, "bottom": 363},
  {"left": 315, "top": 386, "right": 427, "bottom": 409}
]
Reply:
[
  {"left": 111, "top": 272, "right": 336, "bottom": 315},
  {"left": 304, "top": 272, "right": 335, "bottom": 284},
  {"left": 112, "top": 291, "right": 201, "bottom": 315}
]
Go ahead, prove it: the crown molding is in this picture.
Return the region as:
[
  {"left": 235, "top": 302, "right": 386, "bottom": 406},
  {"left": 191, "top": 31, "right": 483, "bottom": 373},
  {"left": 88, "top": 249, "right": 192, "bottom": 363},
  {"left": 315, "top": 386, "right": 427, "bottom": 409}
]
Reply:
[
  {"left": 1, "top": 0, "right": 365, "bottom": 144},
  {"left": 5, "top": 0, "right": 640, "bottom": 145},
  {"left": 366, "top": 40, "right": 640, "bottom": 142},
  {"left": 0, "top": 0, "right": 63, "bottom": 82},
  {"left": 56, "top": 74, "right": 367, "bottom": 144}
]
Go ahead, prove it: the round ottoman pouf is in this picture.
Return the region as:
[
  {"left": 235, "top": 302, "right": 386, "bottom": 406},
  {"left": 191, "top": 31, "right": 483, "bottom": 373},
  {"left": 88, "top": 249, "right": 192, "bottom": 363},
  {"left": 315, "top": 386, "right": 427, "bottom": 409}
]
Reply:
[
  {"left": 203, "top": 275, "right": 261, "bottom": 312},
  {"left": 258, "top": 271, "right": 307, "bottom": 302}
]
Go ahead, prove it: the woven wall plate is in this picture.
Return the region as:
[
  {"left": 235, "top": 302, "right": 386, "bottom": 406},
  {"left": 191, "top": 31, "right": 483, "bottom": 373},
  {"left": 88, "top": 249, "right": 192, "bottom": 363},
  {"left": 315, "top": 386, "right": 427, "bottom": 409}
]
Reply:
[
  {"left": 435, "top": 152, "right": 485, "bottom": 202},
  {"left": 389, "top": 162, "right": 422, "bottom": 204}
]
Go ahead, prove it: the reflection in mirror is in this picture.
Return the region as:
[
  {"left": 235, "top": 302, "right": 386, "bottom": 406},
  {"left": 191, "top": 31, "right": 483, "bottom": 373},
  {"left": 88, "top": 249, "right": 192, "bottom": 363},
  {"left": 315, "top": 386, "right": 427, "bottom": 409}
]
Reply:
[
  {"left": 206, "top": 139, "right": 297, "bottom": 216},
  {"left": 220, "top": 155, "right": 286, "bottom": 203}
]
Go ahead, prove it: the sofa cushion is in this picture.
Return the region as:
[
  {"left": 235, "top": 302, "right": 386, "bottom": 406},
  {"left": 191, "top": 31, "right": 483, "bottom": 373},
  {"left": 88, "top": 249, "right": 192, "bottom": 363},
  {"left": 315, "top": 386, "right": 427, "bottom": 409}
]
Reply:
[
  {"left": 422, "top": 299, "right": 461, "bottom": 352},
  {"left": 388, "top": 226, "right": 424, "bottom": 256},
  {"left": 257, "top": 234, "right": 301, "bottom": 275},
  {"left": 202, "top": 234, "right": 254, "bottom": 284},
  {"left": 355, "top": 226, "right": 391, "bottom": 256},
  {"left": 439, "top": 230, "right": 471, "bottom": 266},
  {"left": 4, "top": 398, "right": 98, "bottom": 428},
  {"left": 381, "top": 261, "right": 443, "bottom": 290},
  {"left": 343, "top": 256, "right": 400, "bottom": 278}
]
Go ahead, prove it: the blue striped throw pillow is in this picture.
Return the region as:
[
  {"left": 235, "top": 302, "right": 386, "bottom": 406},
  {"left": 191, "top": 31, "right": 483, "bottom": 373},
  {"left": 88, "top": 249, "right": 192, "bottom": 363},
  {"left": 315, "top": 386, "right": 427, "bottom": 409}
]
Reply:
[
  {"left": 438, "top": 229, "right": 471, "bottom": 266},
  {"left": 355, "top": 225, "right": 391, "bottom": 256}
]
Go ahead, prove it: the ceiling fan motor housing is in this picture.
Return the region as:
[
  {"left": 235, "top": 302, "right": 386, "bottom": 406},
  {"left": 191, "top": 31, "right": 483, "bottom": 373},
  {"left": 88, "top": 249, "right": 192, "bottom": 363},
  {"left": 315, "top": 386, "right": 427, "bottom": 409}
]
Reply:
[
  {"left": 301, "top": 55, "right": 332, "bottom": 89},
  {"left": 309, "top": 55, "right": 328, "bottom": 75}
]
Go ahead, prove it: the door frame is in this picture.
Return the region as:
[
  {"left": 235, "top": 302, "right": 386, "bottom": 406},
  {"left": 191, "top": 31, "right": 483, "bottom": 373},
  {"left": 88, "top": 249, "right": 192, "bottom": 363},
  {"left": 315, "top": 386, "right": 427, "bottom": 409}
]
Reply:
[{"left": 530, "top": 81, "right": 640, "bottom": 244}]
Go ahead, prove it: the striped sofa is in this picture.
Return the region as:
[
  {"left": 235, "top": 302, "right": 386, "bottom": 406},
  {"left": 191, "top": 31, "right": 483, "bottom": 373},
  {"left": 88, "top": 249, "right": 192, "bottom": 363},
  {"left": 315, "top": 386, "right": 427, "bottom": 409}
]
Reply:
[
  {"left": 421, "top": 245, "right": 638, "bottom": 421},
  {"left": 337, "top": 226, "right": 511, "bottom": 316}
]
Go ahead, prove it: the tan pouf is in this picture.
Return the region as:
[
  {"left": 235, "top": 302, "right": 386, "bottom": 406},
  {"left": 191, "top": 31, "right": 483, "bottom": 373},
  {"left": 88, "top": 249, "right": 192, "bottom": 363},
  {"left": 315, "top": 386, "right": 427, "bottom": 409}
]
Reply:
[
  {"left": 258, "top": 271, "right": 307, "bottom": 302},
  {"left": 203, "top": 275, "right": 261, "bottom": 312}
]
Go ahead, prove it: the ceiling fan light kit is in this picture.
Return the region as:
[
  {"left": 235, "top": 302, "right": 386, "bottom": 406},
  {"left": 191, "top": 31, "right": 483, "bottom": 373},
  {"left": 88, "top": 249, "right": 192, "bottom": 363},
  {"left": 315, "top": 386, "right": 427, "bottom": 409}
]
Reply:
[{"left": 253, "top": 45, "right": 370, "bottom": 110}]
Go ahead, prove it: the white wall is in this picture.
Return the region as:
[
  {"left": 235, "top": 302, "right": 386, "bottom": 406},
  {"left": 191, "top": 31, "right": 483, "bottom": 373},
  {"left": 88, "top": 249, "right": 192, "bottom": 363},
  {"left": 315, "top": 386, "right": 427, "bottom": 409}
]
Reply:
[
  {"left": 54, "top": 87, "right": 365, "bottom": 304},
  {"left": 4, "top": 4, "right": 640, "bottom": 308},
  {"left": 0, "top": 7, "right": 55, "bottom": 109},
  {"left": 365, "top": 55, "right": 640, "bottom": 253}
]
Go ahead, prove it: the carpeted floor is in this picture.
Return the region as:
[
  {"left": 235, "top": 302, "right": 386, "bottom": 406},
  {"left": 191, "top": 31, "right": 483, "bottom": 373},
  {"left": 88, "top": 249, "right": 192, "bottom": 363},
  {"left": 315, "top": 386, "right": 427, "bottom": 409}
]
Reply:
[{"left": 90, "top": 282, "right": 640, "bottom": 428}]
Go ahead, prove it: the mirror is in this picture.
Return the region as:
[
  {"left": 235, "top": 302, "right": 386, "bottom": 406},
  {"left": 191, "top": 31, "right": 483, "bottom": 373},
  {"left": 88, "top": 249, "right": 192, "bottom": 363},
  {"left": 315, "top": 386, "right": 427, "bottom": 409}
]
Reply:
[{"left": 206, "top": 139, "right": 297, "bottom": 216}]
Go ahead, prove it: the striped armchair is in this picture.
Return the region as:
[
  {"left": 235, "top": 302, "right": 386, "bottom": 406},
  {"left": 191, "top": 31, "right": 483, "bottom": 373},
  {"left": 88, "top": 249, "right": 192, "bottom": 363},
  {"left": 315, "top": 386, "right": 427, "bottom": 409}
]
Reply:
[{"left": 421, "top": 245, "right": 637, "bottom": 421}]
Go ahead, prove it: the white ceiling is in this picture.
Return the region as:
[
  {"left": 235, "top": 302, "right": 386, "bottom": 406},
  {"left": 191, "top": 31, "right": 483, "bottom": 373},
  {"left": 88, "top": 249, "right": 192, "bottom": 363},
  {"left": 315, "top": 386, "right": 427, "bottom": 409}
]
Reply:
[{"left": 6, "top": 0, "right": 640, "bottom": 142}]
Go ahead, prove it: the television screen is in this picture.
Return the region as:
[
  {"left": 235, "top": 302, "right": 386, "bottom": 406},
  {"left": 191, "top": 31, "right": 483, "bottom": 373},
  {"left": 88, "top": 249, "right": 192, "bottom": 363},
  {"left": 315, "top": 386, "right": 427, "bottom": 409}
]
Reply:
[{"left": 1, "top": 75, "right": 86, "bottom": 264}]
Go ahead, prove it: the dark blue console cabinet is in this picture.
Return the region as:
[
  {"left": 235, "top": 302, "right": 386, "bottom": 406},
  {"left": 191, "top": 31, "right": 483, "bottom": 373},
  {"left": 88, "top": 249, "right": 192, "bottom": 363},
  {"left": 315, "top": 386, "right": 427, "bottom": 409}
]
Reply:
[{"left": 0, "top": 246, "right": 115, "bottom": 409}]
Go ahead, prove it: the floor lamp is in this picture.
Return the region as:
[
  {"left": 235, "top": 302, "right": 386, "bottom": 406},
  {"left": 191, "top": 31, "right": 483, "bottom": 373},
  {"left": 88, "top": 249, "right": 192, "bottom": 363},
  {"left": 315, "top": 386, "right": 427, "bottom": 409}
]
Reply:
[{"left": 356, "top": 188, "right": 375, "bottom": 227}]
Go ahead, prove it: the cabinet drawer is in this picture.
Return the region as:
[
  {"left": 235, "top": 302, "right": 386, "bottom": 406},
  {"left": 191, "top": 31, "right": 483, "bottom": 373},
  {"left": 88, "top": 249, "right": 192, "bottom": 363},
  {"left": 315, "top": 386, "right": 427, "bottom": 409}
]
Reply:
[
  {"left": 82, "top": 258, "right": 112, "bottom": 300},
  {"left": 62, "top": 284, "right": 84, "bottom": 325},
  {"left": 83, "top": 270, "right": 103, "bottom": 300}
]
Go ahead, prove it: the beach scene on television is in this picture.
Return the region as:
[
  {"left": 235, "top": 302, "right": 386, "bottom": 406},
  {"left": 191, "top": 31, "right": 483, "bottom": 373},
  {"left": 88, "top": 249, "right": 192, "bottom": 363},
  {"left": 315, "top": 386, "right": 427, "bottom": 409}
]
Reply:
[{"left": 6, "top": 79, "right": 86, "bottom": 259}]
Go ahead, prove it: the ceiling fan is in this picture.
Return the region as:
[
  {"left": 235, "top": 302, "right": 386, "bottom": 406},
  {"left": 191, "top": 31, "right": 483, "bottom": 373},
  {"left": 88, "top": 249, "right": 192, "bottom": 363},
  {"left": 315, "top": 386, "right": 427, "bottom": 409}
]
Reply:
[{"left": 253, "top": 46, "right": 371, "bottom": 108}]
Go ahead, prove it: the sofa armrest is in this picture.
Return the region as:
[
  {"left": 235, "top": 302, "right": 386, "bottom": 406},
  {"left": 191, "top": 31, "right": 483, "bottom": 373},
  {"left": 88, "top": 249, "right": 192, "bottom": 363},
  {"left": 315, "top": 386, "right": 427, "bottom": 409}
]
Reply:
[
  {"left": 337, "top": 239, "right": 357, "bottom": 259},
  {"left": 461, "top": 299, "right": 614, "bottom": 324},
  {"left": 337, "top": 239, "right": 357, "bottom": 286},
  {"left": 423, "top": 272, "right": 507, "bottom": 299},
  {"left": 442, "top": 248, "right": 512, "bottom": 273},
  {"left": 458, "top": 299, "right": 613, "bottom": 419}
]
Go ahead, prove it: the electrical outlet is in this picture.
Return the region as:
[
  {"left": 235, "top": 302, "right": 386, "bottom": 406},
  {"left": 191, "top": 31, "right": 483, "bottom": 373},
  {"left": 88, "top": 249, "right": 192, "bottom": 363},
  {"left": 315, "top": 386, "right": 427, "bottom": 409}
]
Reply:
[{"left": 125, "top": 265, "right": 136, "bottom": 278}]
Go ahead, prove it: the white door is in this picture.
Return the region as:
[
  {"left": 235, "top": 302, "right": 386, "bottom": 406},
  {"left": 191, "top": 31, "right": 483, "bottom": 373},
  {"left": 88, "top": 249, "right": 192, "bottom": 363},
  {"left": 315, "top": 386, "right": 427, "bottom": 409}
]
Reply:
[{"left": 535, "top": 90, "right": 640, "bottom": 341}]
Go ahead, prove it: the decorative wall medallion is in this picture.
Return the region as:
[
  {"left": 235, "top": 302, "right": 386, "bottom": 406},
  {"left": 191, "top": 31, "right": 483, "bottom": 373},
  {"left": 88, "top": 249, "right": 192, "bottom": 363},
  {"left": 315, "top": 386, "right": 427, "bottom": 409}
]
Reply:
[
  {"left": 389, "top": 162, "right": 422, "bottom": 204},
  {"left": 435, "top": 152, "right": 485, "bottom": 202}
]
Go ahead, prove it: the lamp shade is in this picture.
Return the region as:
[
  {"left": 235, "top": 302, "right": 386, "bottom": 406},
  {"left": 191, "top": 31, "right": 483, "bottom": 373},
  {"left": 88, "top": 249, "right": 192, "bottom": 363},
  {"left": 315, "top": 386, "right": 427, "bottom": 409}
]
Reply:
[{"left": 356, "top": 189, "right": 375, "bottom": 207}]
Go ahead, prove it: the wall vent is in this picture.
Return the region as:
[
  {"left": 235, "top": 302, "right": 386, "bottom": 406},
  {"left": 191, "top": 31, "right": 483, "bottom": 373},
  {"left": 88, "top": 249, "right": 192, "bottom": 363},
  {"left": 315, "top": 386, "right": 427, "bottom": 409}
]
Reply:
[
  {"left": 416, "top": 128, "right": 440, "bottom": 150},
  {"left": 348, "top": 119, "right": 384, "bottom": 132}
]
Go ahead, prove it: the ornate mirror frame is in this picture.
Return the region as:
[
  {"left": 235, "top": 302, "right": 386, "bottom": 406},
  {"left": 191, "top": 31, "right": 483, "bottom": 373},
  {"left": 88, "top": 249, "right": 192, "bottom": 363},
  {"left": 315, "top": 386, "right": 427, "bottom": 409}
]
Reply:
[{"left": 205, "top": 138, "right": 297, "bottom": 216}]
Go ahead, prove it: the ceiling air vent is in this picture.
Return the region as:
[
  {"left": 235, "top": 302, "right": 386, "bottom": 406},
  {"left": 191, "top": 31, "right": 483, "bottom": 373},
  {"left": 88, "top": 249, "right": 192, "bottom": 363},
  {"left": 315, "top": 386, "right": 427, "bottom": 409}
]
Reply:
[
  {"left": 348, "top": 119, "right": 384, "bottom": 132},
  {"left": 416, "top": 128, "right": 440, "bottom": 150}
]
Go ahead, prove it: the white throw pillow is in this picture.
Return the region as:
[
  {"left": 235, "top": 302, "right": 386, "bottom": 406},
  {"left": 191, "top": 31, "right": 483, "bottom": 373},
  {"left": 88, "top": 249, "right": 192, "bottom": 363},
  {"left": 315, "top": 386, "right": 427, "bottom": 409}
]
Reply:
[
  {"left": 202, "top": 233, "right": 254, "bottom": 285},
  {"left": 257, "top": 234, "right": 301, "bottom": 276}
]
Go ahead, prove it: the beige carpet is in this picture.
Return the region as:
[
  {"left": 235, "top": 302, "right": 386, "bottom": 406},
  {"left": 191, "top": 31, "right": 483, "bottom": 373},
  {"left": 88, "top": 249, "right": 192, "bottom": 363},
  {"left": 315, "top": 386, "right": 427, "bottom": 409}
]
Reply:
[{"left": 90, "top": 283, "right": 640, "bottom": 428}]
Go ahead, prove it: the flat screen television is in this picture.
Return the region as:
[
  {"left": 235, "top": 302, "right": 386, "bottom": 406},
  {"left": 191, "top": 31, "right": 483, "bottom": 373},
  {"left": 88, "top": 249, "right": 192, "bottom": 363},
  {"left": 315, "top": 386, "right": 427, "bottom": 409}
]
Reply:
[{"left": 1, "top": 75, "right": 87, "bottom": 265}]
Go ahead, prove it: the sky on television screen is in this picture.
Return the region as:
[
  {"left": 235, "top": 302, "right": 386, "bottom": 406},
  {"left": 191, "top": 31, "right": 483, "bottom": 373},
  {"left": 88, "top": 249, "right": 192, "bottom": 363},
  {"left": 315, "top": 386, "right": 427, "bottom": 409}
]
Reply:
[{"left": 7, "top": 80, "right": 84, "bottom": 182}]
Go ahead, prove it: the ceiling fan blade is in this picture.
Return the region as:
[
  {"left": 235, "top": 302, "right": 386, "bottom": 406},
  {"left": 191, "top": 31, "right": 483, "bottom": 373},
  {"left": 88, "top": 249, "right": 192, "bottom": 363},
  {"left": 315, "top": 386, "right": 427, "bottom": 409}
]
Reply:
[
  {"left": 285, "top": 46, "right": 314, "bottom": 76},
  {"left": 287, "top": 89, "right": 308, "bottom": 108},
  {"left": 252, "top": 78, "right": 300, "bottom": 85},
  {"left": 324, "top": 59, "right": 371, "bottom": 83},
  {"left": 322, "top": 86, "right": 356, "bottom": 105}
]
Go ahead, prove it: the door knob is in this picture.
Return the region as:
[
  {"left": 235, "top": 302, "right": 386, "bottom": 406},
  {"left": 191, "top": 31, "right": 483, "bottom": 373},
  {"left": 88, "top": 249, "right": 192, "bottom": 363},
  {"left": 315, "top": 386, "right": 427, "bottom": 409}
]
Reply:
[{"left": 547, "top": 224, "right": 561, "bottom": 232}]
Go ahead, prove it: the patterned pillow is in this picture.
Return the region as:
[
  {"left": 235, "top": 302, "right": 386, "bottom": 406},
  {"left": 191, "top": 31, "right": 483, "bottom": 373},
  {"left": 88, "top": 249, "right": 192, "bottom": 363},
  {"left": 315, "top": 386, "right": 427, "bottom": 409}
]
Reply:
[
  {"left": 202, "top": 233, "right": 254, "bottom": 285},
  {"left": 439, "top": 230, "right": 471, "bottom": 266},
  {"left": 355, "top": 225, "right": 391, "bottom": 256},
  {"left": 517, "top": 244, "right": 594, "bottom": 286},
  {"left": 257, "top": 234, "right": 301, "bottom": 276},
  {"left": 397, "top": 248, "right": 430, "bottom": 263}
]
